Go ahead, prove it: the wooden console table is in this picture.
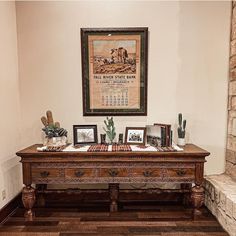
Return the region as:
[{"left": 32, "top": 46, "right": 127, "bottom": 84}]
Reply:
[{"left": 16, "top": 144, "right": 210, "bottom": 220}]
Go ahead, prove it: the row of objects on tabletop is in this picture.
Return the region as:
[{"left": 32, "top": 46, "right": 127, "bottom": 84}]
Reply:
[
  {"left": 40, "top": 113, "right": 120, "bottom": 147},
  {"left": 102, "top": 115, "right": 187, "bottom": 146},
  {"left": 41, "top": 111, "right": 187, "bottom": 148}
]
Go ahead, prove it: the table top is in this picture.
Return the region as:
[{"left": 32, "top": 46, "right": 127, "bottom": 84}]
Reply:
[{"left": 16, "top": 144, "right": 210, "bottom": 159}]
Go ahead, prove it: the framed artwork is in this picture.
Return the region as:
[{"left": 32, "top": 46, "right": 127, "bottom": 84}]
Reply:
[
  {"left": 73, "top": 125, "right": 98, "bottom": 145},
  {"left": 81, "top": 27, "right": 148, "bottom": 116},
  {"left": 125, "top": 127, "right": 146, "bottom": 145}
]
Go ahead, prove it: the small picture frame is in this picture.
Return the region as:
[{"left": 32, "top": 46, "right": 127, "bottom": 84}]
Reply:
[
  {"left": 73, "top": 125, "right": 98, "bottom": 145},
  {"left": 125, "top": 127, "right": 146, "bottom": 145},
  {"left": 146, "top": 125, "right": 161, "bottom": 147}
]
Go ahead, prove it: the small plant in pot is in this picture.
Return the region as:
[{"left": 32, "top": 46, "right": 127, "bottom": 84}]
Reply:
[
  {"left": 41, "top": 110, "right": 68, "bottom": 147},
  {"left": 177, "top": 113, "right": 186, "bottom": 146}
]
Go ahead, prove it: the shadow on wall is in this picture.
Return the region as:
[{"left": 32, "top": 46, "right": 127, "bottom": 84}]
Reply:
[{"left": 0, "top": 157, "right": 22, "bottom": 208}]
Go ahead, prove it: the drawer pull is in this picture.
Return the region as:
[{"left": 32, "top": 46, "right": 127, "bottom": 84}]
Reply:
[
  {"left": 143, "top": 170, "right": 153, "bottom": 177},
  {"left": 108, "top": 169, "right": 119, "bottom": 177},
  {"left": 176, "top": 169, "right": 187, "bottom": 176},
  {"left": 40, "top": 171, "right": 50, "bottom": 178},
  {"left": 75, "top": 170, "right": 85, "bottom": 177}
]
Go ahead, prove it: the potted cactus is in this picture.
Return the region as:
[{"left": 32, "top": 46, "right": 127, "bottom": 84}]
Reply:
[
  {"left": 103, "top": 117, "right": 116, "bottom": 144},
  {"left": 41, "top": 110, "right": 68, "bottom": 147},
  {"left": 177, "top": 113, "right": 187, "bottom": 146}
]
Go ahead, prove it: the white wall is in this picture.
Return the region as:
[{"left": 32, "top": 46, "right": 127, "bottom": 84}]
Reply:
[
  {"left": 0, "top": 1, "right": 22, "bottom": 208},
  {"left": 177, "top": 1, "right": 231, "bottom": 174},
  {"left": 16, "top": 1, "right": 231, "bottom": 175}
]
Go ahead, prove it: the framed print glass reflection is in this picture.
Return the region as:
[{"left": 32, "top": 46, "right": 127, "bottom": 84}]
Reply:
[{"left": 81, "top": 27, "right": 148, "bottom": 116}]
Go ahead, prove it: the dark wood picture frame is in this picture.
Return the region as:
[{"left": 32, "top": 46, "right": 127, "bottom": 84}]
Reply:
[
  {"left": 125, "top": 127, "right": 146, "bottom": 145},
  {"left": 73, "top": 125, "right": 98, "bottom": 145},
  {"left": 81, "top": 27, "right": 148, "bottom": 116},
  {"left": 154, "top": 123, "right": 171, "bottom": 147}
]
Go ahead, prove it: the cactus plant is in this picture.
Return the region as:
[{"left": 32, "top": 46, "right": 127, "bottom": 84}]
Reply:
[
  {"left": 177, "top": 113, "right": 187, "bottom": 139},
  {"left": 103, "top": 117, "right": 116, "bottom": 144},
  {"left": 41, "top": 110, "right": 68, "bottom": 138}
]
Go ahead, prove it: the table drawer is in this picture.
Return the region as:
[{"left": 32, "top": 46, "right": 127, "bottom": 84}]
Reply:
[
  {"left": 65, "top": 168, "right": 95, "bottom": 179},
  {"left": 131, "top": 168, "right": 161, "bottom": 178},
  {"left": 165, "top": 168, "right": 195, "bottom": 178},
  {"left": 32, "top": 168, "right": 60, "bottom": 179}
]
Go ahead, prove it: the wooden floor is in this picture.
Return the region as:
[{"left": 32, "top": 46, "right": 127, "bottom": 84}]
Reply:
[{"left": 0, "top": 202, "right": 229, "bottom": 236}]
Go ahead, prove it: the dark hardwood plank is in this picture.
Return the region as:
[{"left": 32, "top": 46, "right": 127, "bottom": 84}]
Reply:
[{"left": 0, "top": 204, "right": 229, "bottom": 236}]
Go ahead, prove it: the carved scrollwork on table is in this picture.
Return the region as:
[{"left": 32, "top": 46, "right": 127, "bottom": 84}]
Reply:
[
  {"left": 108, "top": 169, "right": 119, "bottom": 177},
  {"left": 143, "top": 170, "right": 153, "bottom": 177},
  {"left": 191, "top": 186, "right": 204, "bottom": 210},
  {"left": 74, "top": 170, "right": 85, "bottom": 177},
  {"left": 176, "top": 169, "right": 187, "bottom": 176},
  {"left": 31, "top": 162, "right": 195, "bottom": 169},
  {"left": 40, "top": 171, "right": 50, "bottom": 178},
  {"left": 32, "top": 176, "right": 194, "bottom": 185}
]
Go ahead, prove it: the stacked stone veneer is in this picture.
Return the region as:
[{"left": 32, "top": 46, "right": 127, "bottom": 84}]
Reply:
[
  {"left": 204, "top": 2, "right": 236, "bottom": 236},
  {"left": 204, "top": 174, "right": 236, "bottom": 236},
  {"left": 227, "top": 1, "right": 236, "bottom": 179}
]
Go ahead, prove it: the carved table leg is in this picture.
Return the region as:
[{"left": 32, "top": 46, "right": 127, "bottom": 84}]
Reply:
[
  {"left": 22, "top": 185, "right": 36, "bottom": 221},
  {"left": 109, "top": 183, "right": 119, "bottom": 212},
  {"left": 191, "top": 162, "right": 205, "bottom": 219},
  {"left": 181, "top": 183, "right": 192, "bottom": 206},
  {"left": 191, "top": 185, "right": 204, "bottom": 219}
]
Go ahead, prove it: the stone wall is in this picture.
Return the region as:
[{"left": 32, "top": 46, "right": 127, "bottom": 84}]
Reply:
[
  {"left": 227, "top": 1, "right": 236, "bottom": 179},
  {"left": 204, "top": 3, "right": 236, "bottom": 235},
  {"left": 204, "top": 174, "right": 236, "bottom": 236}
]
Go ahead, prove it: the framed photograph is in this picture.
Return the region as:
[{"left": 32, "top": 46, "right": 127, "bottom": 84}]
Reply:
[
  {"left": 146, "top": 125, "right": 161, "bottom": 147},
  {"left": 81, "top": 27, "right": 148, "bottom": 116},
  {"left": 73, "top": 125, "right": 98, "bottom": 145},
  {"left": 125, "top": 127, "right": 146, "bottom": 145},
  {"left": 154, "top": 123, "right": 172, "bottom": 147}
]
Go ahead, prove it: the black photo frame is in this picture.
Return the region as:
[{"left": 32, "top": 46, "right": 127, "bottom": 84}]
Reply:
[{"left": 73, "top": 125, "right": 98, "bottom": 145}]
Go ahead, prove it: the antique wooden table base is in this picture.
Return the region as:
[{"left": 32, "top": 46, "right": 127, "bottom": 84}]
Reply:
[{"left": 16, "top": 144, "right": 210, "bottom": 221}]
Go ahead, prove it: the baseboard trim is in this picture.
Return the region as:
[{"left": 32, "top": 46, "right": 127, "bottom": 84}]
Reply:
[{"left": 0, "top": 192, "right": 22, "bottom": 224}]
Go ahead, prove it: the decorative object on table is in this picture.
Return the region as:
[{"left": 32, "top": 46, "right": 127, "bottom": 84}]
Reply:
[
  {"left": 125, "top": 127, "right": 146, "bottom": 145},
  {"left": 112, "top": 144, "right": 132, "bottom": 152},
  {"left": 81, "top": 27, "right": 148, "bottom": 116},
  {"left": 118, "top": 133, "right": 124, "bottom": 144},
  {"left": 103, "top": 117, "right": 116, "bottom": 144},
  {"left": 153, "top": 123, "right": 172, "bottom": 147},
  {"left": 136, "top": 145, "right": 148, "bottom": 149},
  {"left": 177, "top": 113, "right": 187, "bottom": 146},
  {"left": 73, "top": 125, "right": 98, "bottom": 145},
  {"left": 88, "top": 144, "right": 132, "bottom": 152},
  {"left": 88, "top": 144, "right": 109, "bottom": 152},
  {"left": 37, "top": 145, "right": 67, "bottom": 152},
  {"left": 41, "top": 110, "right": 68, "bottom": 147},
  {"left": 146, "top": 125, "right": 161, "bottom": 147},
  {"left": 100, "top": 134, "right": 106, "bottom": 144}
]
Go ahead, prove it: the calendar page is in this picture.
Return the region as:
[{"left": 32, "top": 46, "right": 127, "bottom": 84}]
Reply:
[{"left": 88, "top": 34, "right": 141, "bottom": 110}]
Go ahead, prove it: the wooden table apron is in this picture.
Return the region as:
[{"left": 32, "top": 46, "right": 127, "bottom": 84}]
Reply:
[{"left": 16, "top": 144, "right": 210, "bottom": 220}]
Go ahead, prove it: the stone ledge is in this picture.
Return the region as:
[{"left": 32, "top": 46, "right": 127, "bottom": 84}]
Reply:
[{"left": 204, "top": 174, "right": 236, "bottom": 236}]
